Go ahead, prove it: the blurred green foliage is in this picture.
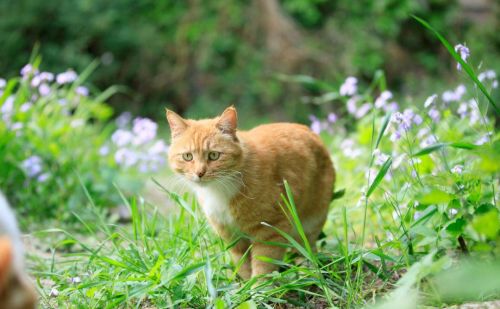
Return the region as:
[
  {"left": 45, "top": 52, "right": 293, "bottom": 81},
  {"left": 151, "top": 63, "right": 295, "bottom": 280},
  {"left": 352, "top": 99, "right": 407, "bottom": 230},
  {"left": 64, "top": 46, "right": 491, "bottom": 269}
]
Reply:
[{"left": 0, "top": 0, "right": 498, "bottom": 121}]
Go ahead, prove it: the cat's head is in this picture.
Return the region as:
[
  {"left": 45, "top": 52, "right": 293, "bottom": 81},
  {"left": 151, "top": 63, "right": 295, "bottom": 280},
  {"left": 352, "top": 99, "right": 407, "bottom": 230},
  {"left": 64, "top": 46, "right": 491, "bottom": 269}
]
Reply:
[
  {"left": 166, "top": 106, "right": 243, "bottom": 185},
  {"left": 0, "top": 237, "right": 37, "bottom": 309}
]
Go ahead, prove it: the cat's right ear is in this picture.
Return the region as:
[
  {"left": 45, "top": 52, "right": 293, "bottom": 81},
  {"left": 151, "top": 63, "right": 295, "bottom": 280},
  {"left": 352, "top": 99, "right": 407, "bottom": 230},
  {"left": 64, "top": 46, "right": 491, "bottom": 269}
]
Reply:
[
  {"left": 0, "top": 237, "right": 13, "bottom": 290},
  {"left": 166, "top": 109, "right": 188, "bottom": 138}
]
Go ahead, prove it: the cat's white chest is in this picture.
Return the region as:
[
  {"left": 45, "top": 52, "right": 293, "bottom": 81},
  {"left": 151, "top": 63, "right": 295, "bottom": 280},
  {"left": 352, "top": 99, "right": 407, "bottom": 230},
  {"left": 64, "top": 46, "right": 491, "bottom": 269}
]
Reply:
[{"left": 194, "top": 183, "right": 238, "bottom": 227}]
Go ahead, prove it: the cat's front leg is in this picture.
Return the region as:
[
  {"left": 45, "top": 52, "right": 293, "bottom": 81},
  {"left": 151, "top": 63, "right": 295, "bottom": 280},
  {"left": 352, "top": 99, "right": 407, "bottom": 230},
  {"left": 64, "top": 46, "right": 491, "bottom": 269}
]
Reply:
[
  {"left": 250, "top": 240, "right": 285, "bottom": 278},
  {"left": 228, "top": 238, "right": 252, "bottom": 280}
]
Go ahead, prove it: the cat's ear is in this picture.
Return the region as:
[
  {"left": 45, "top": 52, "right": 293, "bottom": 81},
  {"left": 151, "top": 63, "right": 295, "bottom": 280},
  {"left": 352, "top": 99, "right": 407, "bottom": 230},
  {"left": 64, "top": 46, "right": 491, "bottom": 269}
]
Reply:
[
  {"left": 166, "top": 109, "right": 188, "bottom": 138},
  {"left": 216, "top": 106, "right": 238, "bottom": 137},
  {"left": 0, "top": 237, "right": 13, "bottom": 290}
]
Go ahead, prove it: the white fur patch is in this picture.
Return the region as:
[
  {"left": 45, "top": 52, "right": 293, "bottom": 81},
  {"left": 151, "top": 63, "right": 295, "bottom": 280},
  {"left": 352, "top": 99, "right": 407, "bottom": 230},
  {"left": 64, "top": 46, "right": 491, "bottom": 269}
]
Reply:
[{"left": 194, "top": 181, "right": 240, "bottom": 227}]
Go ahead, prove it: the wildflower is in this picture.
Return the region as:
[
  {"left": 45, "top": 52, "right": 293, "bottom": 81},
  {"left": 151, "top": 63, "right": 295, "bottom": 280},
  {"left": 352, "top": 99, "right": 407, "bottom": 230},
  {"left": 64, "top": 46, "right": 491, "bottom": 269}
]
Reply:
[
  {"left": 384, "top": 102, "right": 399, "bottom": 112},
  {"left": 327, "top": 112, "right": 338, "bottom": 123},
  {"left": 420, "top": 135, "right": 437, "bottom": 148},
  {"left": 1, "top": 96, "right": 14, "bottom": 114},
  {"left": 375, "top": 91, "right": 393, "bottom": 109},
  {"left": 20, "top": 64, "right": 35, "bottom": 77},
  {"left": 475, "top": 132, "right": 492, "bottom": 145},
  {"left": 346, "top": 96, "right": 358, "bottom": 114},
  {"left": 115, "top": 148, "right": 139, "bottom": 167},
  {"left": 428, "top": 108, "right": 440, "bottom": 122},
  {"left": 451, "top": 165, "right": 464, "bottom": 175},
  {"left": 71, "top": 277, "right": 82, "bottom": 284},
  {"left": 37, "top": 173, "right": 50, "bottom": 182},
  {"left": 413, "top": 211, "right": 422, "bottom": 220},
  {"left": 392, "top": 154, "right": 406, "bottom": 169},
  {"left": 148, "top": 140, "right": 169, "bottom": 155},
  {"left": 373, "top": 149, "right": 389, "bottom": 166},
  {"left": 39, "top": 83, "right": 51, "bottom": 96},
  {"left": 21, "top": 156, "right": 43, "bottom": 178},
  {"left": 0, "top": 78, "right": 6, "bottom": 88},
  {"left": 340, "top": 139, "right": 362, "bottom": 158},
  {"left": 339, "top": 76, "right": 358, "bottom": 96},
  {"left": 457, "top": 102, "right": 468, "bottom": 118},
  {"left": 424, "top": 94, "right": 437, "bottom": 108},
  {"left": 454, "top": 43, "right": 470, "bottom": 71},
  {"left": 355, "top": 103, "right": 372, "bottom": 119},
  {"left": 20, "top": 102, "right": 33, "bottom": 112},
  {"left": 132, "top": 117, "right": 158, "bottom": 145},
  {"left": 450, "top": 209, "right": 458, "bottom": 216},
  {"left": 56, "top": 70, "right": 77, "bottom": 84},
  {"left": 99, "top": 145, "right": 110, "bottom": 156},
  {"left": 390, "top": 130, "right": 402, "bottom": 142},
  {"left": 116, "top": 112, "right": 132, "bottom": 128},
  {"left": 413, "top": 114, "right": 423, "bottom": 125},
  {"left": 71, "top": 119, "right": 85, "bottom": 128},
  {"left": 49, "top": 288, "right": 59, "bottom": 297},
  {"left": 10, "top": 122, "right": 23, "bottom": 130},
  {"left": 111, "top": 129, "right": 134, "bottom": 147},
  {"left": 442, "top": 85, "right": 466, "bottom": 103},
  {"left": 309, "top": 115, "right": 322, "bottom": 134},
  {"left": 493, "top": 80, "right": 499, "bottom": 88},
  {"left": 75, "top": 86, "right": 89, "bottom": 96},
  {"left": 478, "top": 70, "right": 496, "bottom": 82}
]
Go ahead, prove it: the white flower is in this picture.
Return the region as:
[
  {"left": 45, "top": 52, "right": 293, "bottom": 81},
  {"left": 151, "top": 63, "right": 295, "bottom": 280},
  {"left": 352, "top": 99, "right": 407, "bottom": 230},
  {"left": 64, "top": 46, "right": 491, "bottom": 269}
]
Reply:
[
  {"left": 1, "top": 96, "right": 14, "bottom": 114},
  {"left": 115, "top": 148, "right": 139, "bottom": 167},
  {"left": 454, "top": 43, "right": 470, "bottom": 71},
  {"left": 99, "top": 145, "right": 110, "bottom": 156},
  {"left": 451, "top": 165, "right": 464, "bottom": 175},
  {"left": 20, "top": 102, "right": 33, "bottom": 112},
  {"left": 346, "top": 96, "right": 358, "bottom": 114},
  {"left": 0, "top": 78, "right": 6, "bottom": 88},
  {"left": 75, "top": 86, "right": 89, "bottom": 96},
  {"left": 428, "top": 108, "right": 440, "bottom": 122},
  {"left": 373, "top": 149, "right": 390, "bottom": 166},
  {"left": 339, "top": 76, "right": 358, "bottom": 96},
  {"left": 132, "top": 117, "right": 158, "bottom": 145},
  {"left": 116, "top": 112, "right": 132, "bottom": 128},
  {"left": 22, "top": 156, "right": 43, "bottom": 178},
  {"left": 148, "top": 140, "right": 169, "bottom": 155},
  {"left": 424, "top": 94, "right": 437, "bottom": 108},
  {"left": 71, "top": 277, "right": 81, "bottom": 284},
  {"left": 20, "top": 64, "right": 35, "bottom": 77}
]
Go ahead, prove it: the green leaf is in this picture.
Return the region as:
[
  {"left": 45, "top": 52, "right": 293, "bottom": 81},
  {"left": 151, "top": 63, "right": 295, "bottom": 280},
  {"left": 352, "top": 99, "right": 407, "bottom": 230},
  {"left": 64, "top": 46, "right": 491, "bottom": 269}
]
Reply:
[
  {"left": 236, "top": 301, "right": 258, "bottom": 309},
  {"left": 413, "top": 143, "right": 448, "bottom": 157},
  {"left": 375, "top": 112, "right": 392, "bottom": 149},
  {"left": 472, "top": 210, "right": 500, "bottom": 239},
  {"left": 417, "top": 189, "right": 453, "bottom": 205},
  {"left": 446, "top": 218, "right": 466, "bottom": 237},
  {"left": 332, "top": 188, "right": 345, "bottom": 200},
  {"left": 366, "top": 157, "right": 392, "bottom": 198}
]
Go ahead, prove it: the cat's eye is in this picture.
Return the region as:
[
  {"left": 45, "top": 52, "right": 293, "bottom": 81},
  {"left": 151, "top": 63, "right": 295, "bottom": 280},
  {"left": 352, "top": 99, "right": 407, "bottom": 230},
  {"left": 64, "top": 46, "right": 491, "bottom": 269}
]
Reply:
[
  {"left": 182, "top": 153, "right": 193, "bottom": 161},
  {"left": 208, "top": 151, "right": 221, "bottom": 161}
]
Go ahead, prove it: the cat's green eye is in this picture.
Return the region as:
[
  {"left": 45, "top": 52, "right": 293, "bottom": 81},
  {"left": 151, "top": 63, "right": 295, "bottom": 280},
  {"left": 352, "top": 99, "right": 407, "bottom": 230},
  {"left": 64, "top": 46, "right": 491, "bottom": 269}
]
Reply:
[
  {"left": 208, "top": 151, "right": 221, "bottom": 161},
  {"left": 182, "top": 153, "right": 193, "bottom": 161}
]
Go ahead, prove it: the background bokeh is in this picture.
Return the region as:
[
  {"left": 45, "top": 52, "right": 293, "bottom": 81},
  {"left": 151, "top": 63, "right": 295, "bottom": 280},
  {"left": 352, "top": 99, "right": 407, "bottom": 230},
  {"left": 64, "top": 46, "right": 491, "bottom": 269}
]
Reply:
[{"left": 1, "top": 0, "right": 498, "bottom": 124}]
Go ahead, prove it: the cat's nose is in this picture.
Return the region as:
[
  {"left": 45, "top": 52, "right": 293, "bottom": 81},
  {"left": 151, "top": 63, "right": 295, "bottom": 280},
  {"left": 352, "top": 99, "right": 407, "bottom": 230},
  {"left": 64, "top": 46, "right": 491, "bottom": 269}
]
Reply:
[{"left": 197, "top": 170, "right": 206, "bottom": 178}]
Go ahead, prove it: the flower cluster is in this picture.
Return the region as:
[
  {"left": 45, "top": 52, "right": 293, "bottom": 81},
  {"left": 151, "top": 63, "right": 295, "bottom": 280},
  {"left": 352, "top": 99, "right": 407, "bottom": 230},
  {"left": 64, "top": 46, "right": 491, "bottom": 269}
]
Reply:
[
  {"left": 21, "top": 155, "right": 49, "bottom": 182},
  {"left": 309, "top": 113, "right": 338, "bottom": 134},
  {"left": 106, "top": 113, "right": 169, "bottom": 173}
]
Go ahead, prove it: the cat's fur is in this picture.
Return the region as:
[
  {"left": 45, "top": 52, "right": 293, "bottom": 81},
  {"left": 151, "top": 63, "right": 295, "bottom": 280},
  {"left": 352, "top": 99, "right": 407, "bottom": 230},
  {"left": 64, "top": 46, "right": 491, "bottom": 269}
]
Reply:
[
  {"left": 0, "top": 192, "right": 37, "bottom": 309},
  {"left": 166, "top": 106, "right": 335, "bottom": 278}
]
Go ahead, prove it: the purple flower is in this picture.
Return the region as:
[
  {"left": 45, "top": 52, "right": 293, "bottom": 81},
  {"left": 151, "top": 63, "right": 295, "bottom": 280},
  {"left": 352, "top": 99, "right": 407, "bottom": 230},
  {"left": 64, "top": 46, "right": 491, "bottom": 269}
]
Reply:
[
  {"left": 56, "top": 70, "right": 77, "bottom": 84},
  {"left": 347, "top": 96, "right": 358, "bottom": 114},
  {"left": 428, "top": 108, "right": 440, "bottom": 122},
  {"left": 475, "top": 132, "right": 492, "bottom": 145},
  {"left": 375, "top": 91, "right": 392, "bottom": 109},
  {"left": 132, "top": 117, "right": 158, "bottom": 145},
  {"left": 384, "top": 102, "right": 399, "bottom": 112},
  {"left": 340, "top": 139, "right": 361, "bottom": 158},
  {"left": 310, "top": 120, "right": 321, "bottom": 134},
  {"left": 99, "top": 145, "right": 110, "bottom": 156},
  {"left": 327, "top": 112, "right": 338, "bottom": 123},
  {"left": 148, "top": 140, "right": 169, "bottom": 155},
  {"left": 37, "top": 173, "right": 50, "bottom": 182},
  {"left": 457, "top": 102, "right": 468, "bottom": 118},
  {"left": 21, "top": 155, "right": 43, "bottom": 178},
  {"left": 111, "top": 129, "right": 134, "bottom": 147},
  {"left": 116, "top": 112, "right": 132, "bottom": 128},
  {"left": 1, "top": 96, "right": 14, "bottom": 114},
  {"left": 49, "top": 288, "right": 59, "bottom": 298},
  {"left": 339, "top": 77, "right": 358, "bottom": 97},
  {"left": 355, "top": 103, "right": 372, "bottom": 119},
  {"left": 442, "top": 85, "right": 466, "bottom": 103},
  {"left": 115, "top": 148, "right": 139, "bottom": 167},
  {"left": 75, "top": 86, "right": 89, "bottom": 96},
  {"left": 0, "top": 78, "right": 6, "bottom": 89},
  {"left": 424, "top": 94, "right": 437, "bottom": 108},
  {"left": 39, "top": 83, "right": 51, "bottom": 96},
  {"left": 373, "top": 149, "right": 390, "bottom": 166},
  {"left": 454, "top": 43, "right": 470, "bottom": 71},
  {"left": 413, "top": 114, "right": 423, "bottom": 125},
  {"left": 20, "top": 64, "right": 35, "bottom": 77}
]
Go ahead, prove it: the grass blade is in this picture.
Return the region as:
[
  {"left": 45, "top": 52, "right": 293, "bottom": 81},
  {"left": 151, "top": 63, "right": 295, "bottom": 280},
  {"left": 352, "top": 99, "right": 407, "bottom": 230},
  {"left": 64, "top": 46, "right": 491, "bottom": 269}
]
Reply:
[{"left": 366, "top": 157, "right": 392, "bottom": 198}]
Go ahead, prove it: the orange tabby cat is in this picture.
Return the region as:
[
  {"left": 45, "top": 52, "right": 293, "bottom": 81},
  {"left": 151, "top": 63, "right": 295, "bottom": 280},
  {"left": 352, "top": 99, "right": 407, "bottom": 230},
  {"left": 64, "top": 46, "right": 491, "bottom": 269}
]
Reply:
[
  {"left": 166, "top": 106, "right": 335, "bottom": 279},
  {"left": 0, "top": 192, "right": 37, "bottom": 309}
]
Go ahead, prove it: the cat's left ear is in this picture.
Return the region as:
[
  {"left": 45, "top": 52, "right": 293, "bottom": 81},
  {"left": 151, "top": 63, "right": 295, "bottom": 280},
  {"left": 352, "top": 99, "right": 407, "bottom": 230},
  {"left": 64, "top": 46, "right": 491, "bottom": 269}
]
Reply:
[
  {"left": 166, "top": 109, "right": 188, "bottom": 138},
  {"left": 217, "top": 106, "right": 238, "bottom": 138}
]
